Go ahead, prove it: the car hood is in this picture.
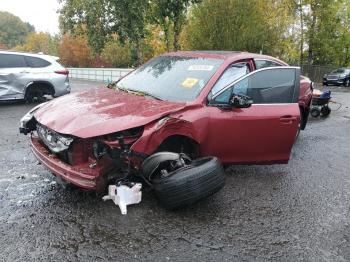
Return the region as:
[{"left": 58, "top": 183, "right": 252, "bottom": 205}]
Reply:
[{"left": 34, "top": 87, "right": 185, "bottom": 138}]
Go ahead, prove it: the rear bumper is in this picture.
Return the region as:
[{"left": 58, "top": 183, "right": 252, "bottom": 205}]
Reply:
[{"left": 31, "top": 136, "right": 103, "bottom": 190}]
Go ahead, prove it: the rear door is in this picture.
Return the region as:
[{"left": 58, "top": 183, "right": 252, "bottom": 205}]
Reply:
[
  {"left": 204, "top": 67, "right": 300, "bottom": 164},
  {"left": 0, "top": 53, "right": 28, "bottom": 100}
]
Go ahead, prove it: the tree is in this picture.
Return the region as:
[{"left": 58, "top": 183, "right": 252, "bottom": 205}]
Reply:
[
  {"left": 150, "top": 0, "right": 201, "bottom": 51},
  {"left": 58, "top": 34, "right": 93, "bottom": 67},
  {"left": 0, "top": 11, "right": 35, "bottom": 48},
  {"left": 59, "top": 0, "right": 149, "bottom": 65},
  {"left": 14, "top": 32, "right": 58, "bottom": 55},
  {"left": 182, "top": 0, "right": 296, "bottom": 61}
]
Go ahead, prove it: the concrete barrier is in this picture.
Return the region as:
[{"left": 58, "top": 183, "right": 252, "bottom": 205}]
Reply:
[{"left": 68, "top": 68, "right": 133, "bottom": 82}]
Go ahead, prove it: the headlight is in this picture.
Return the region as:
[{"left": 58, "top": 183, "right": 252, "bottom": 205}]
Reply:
[
  {"left": 340, "top": 74, "right": 346, "bottom": 78},
  {"left": 19, "top": 102, "right": 48, "bottom": 134},
  {"left": 37, "top": 124, "right": 73, "bottom": 153}
]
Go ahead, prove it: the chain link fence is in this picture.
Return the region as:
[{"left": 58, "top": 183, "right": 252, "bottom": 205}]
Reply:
[{"left": 299, "top": 64, "right": 337, "bottom": 83}]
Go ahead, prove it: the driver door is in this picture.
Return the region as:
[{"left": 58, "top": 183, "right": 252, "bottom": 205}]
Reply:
[{"left": 204, "top": 67, "right": 300, "bottom": 164}]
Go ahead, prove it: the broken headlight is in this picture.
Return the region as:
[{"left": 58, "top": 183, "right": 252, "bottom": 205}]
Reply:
[
  {"left": 37, "top": 124, "right": 73, "bottom": 153},
  {"left": 19, "top": 102, "right": 48, "bottom": 135}
]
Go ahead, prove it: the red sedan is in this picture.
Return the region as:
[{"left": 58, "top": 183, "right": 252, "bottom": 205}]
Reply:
[{"left": 20, "top": 51, "right": 313, "bottom": 209}]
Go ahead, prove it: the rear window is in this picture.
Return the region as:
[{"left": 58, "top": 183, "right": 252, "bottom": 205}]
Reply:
[
  {"left": 24, "top": 56, "right": 51, "bottom": 68},
  {"left": 0, "top": 54, "right": 26, "bottom": 68},
  {"left": 255, "top": 59, "right": 283, "bottom": 69}
]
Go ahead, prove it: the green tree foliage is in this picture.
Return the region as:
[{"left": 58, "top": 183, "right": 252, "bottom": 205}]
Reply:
[
  {"left": 150, "top": 0, "right": 201, "bottom": 51},
  {"left": 182, "top": 0, "right": 296, "bottom": 62},
  {"left": 303, "top": 0, "right": 350, "bottom": 66},
  {"left": 58, "top": 0, "right": 350, "bottom": 67},
  {"left": 0, "top": 11, "right": 35, "bottom": 48}
]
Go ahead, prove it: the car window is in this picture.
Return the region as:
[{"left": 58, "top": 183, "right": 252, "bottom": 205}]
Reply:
[
  {"left": 24, "top": 56, "right": 51, "bottom": 68},
  {"left": 211, "top": 63, "right": 250, "bottom": 95},
  {"left": 117, "top": 56, "right": 223, "bottom": 102},
  {"left": 0, "top": 54, "right": 26, "bottom": 68},
  {"left": 213, "top": 68, "right": 297, "bottom": 104},
  {"left": 255, "top": 59, "right": 282, "bottom": 69}
]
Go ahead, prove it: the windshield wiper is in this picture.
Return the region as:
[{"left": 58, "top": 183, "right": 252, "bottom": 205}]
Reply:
[{"left": 127, "top": 89, "right": 163, "bottom": 101}]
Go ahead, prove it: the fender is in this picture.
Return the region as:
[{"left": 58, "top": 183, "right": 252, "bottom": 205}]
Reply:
[{"left": 131, "top": 116, "right": 201, "bottom": 155}]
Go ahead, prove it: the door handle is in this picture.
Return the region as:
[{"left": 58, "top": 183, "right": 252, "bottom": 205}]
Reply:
[{"left": 280, "top": 115, "right": 297, "bottom": 124}]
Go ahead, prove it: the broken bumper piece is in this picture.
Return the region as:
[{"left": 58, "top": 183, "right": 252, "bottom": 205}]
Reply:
[
  {"left": 103, "top": 183, "right": 142, "bottom": 215},
  {"left": 31, "top": 136, "right": 102, "bottom": 190}
]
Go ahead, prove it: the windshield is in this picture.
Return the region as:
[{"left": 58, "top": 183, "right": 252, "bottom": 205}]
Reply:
[
  {"left": 331, "top": 68, "right": 345, "bottom": 74},
  {"left": 117, "top": 56, "right": 223, "bottom": 102}
]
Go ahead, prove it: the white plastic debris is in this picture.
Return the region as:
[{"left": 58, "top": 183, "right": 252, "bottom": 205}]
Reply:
[{"left": 102, "top": 183, "right": 142, "bottom": 215}]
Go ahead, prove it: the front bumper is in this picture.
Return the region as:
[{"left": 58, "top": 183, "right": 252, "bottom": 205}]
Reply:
[
  {"left": 323, "top": 78, "right": 345, "bottom": 85},
  {"left": 31, "top": 136, "right": 109, "bottom": 190}
]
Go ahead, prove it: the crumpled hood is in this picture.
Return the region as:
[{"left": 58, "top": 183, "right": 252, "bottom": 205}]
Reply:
[{"left": 34, "top": 87, "right": 185, "bottom": 138}]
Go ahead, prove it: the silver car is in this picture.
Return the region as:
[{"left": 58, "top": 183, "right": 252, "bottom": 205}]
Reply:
[{"left": 0, "top": 51, "right": 70, "bottom": 102}]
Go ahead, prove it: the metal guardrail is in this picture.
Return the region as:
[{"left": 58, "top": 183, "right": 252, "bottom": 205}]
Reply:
[
  {"left": 68, "top": 65, "right": 338, "bottom": 84},
  {"left": 68, "top": 68, "right": 133, "bottom": 83}
]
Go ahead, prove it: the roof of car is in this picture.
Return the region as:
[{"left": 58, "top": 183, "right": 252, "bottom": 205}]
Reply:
[
  {"left": 0, "top": 50, "right": 59, "bottom": 61},
  {"left": 165, "top": 50, "right": 287, "bottom": 65}
]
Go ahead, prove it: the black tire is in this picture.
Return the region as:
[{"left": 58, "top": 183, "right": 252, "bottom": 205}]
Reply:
[
  {"left": 321, "top": 105, "right": 331, "bottom": 117},
  {"left": 25, "top": 83, "right": 54, "bottom": 103},
  {"left": 153, "top": 157, "right": 225, "bottom": 210},
  {"left": 310, "top": 108, "right": 320, "bottom": 118},
  {"left": 323, "top": 82, "right": 328, "bottom": 86},
  {"left": 345, "top": 78, "right": 350, "bottom": 87}
]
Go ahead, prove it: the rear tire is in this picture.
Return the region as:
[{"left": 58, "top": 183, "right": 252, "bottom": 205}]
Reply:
[
  {"left": 153, "top": 157, "right": 225, "bottom": 210},
  {"left": 310, "top": 108, "right": 320, "bottom": 118},
  {"left": 345, "top": 78, "right": 350, "bottom": 87},
  {"left": 25, "top": 83, "right": 54, "bottom": 103},
  {"left": 321, "top": 105, "right": 331, "bottom": 117}
]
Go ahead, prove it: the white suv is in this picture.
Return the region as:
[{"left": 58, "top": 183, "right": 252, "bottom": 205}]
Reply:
[{"left": 0, "top": 51, "right": 70, "bottom": 102}]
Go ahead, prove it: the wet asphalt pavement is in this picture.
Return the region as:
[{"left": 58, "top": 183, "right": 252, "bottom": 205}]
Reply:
[{"left": 1, "top": 80, "right": 350, "bottom": 261}]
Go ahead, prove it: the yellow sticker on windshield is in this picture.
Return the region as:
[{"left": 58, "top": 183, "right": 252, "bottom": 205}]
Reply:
[{"left": 182, "top": 78, "right": 199, "bottom": 88}]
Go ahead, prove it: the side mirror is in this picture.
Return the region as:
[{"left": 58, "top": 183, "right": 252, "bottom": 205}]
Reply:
[{"left": 230, "top": 94, "right": 253, "bottom": 108}]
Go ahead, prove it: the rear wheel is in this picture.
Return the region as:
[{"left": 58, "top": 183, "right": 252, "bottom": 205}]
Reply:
[
  {"left": 345, "top": 78, "right": 350, "bottom": 87},
  {"left": 25, "top": 83, "right": 54, "bottom": 103},
  {"left": 310, "top": 107, "right": 320, "bottom": 118},
  {"left": 152, "top": 156, "right": 225, "bottom": 210},
  {"left": 321, "top": 105, "right": 331, "bottom": 117}
]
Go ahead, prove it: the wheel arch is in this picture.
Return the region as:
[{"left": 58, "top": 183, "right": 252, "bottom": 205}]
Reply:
[
  {"left": 156, "top": 134, "right": 200, "bottom": 158},
  {"left": 25, "top": 81, "right": 55, "bottom": 98}
]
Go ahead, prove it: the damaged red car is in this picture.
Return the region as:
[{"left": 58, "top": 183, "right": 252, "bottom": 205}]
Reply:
[{"left": 20, "top": 51, "right": 313, "bottom": 209}]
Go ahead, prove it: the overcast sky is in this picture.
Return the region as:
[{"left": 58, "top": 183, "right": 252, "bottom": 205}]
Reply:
[{"left": 0, "top": 0, "right": 60, "bottom": 35}]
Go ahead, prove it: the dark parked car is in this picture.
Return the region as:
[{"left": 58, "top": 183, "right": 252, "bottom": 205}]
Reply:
[
  {"left": 20, "top": 51, "right": 313, "bottom": 209},
  {"left": 323, "top": 68, "right": 350, "bottom": 87}
]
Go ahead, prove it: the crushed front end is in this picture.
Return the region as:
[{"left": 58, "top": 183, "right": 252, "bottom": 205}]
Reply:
[{"left": 20, "top": 107, "right": 145, "bottom": 191}]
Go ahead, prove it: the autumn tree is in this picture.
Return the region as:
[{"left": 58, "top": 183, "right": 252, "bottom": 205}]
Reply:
[
  {"left": 59, "top": 0, "right": 149, "bottom": 65},
  {"left": 58, "top": 34, "right": 93, "bottom": 67},
  {"left": 14, "top": 32, "right": 58, "bottom": 55}
]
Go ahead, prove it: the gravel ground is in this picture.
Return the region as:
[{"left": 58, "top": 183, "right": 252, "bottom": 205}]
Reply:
[{"left": 0, "top": 79, "right": 349, "bottom": 261}]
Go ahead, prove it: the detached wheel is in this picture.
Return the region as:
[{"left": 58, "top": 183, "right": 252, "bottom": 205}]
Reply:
[
  {"left": 152, "top": 156, "right": 225, "bottom": 210},
  {"left": 321, "top": 105, "right": 331, "bottom": 117},
  {"left": 310, "top": 108, "right": 320, "bottom": 118}
]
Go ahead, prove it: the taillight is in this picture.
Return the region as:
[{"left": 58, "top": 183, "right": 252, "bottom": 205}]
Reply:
[{"left": 55, "top": 69, "right": 69, "bottom": 75}]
